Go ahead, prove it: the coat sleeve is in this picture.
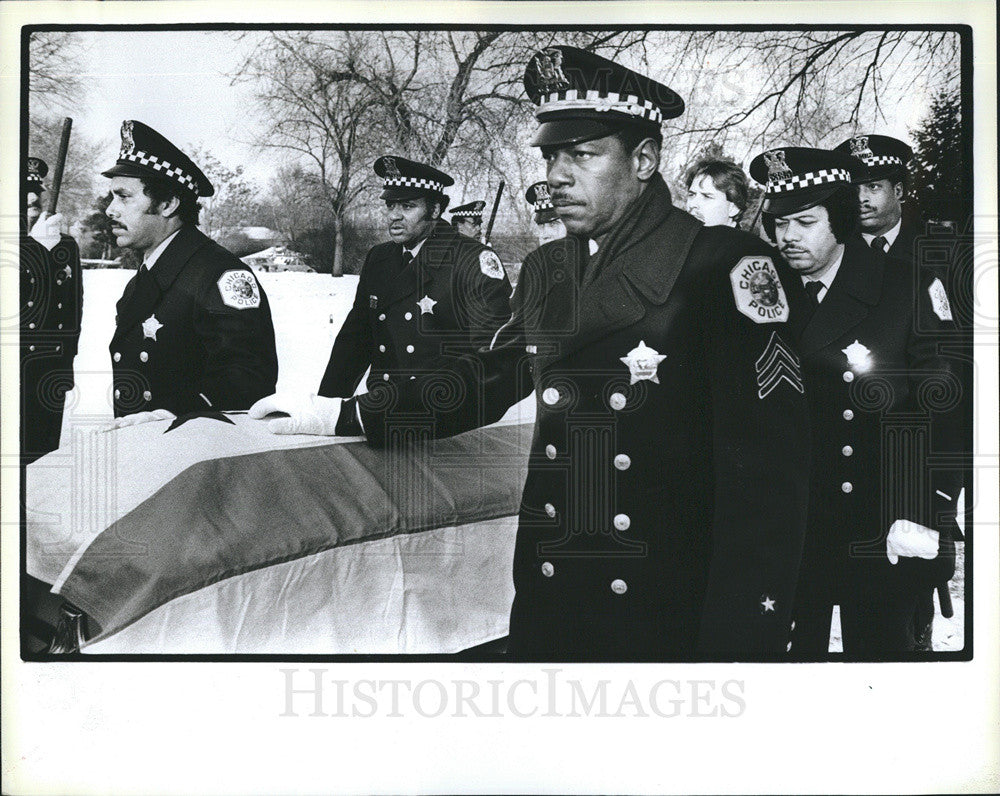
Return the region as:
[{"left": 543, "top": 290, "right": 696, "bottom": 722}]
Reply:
[
  {"left": 352, "top": 252, "right": 534, "bottom": 447},
  {"left": 451, "top": 245, "right": 515, "bottom": 350},
  {"left": 175, "top": 265, "right": 278, "bottom": 415},
  {"left": 695, "top": 242, "right": 812, "bottom": 660},
  {"left": 318, "top": 253, "right": 374, "bottom": 398},
  {"left": 64, "top": 235, "right": 84, "bottom": 359}
]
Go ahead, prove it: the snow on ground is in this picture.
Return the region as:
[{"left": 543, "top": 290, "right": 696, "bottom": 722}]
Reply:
[{"left": 58, "top": 268, "right": 965, "bottom": 653}]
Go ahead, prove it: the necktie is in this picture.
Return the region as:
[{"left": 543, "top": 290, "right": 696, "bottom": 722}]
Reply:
[
  {"left": 871, "top": 235, "right": 888, "bottom": 253},
  {"left": 804, "top": 280, "right": 823, "bottom": 306},
  {"left": 401, "top": 250, "right": 413, "bottom": 269}
]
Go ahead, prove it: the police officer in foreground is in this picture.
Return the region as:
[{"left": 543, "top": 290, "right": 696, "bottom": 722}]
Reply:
[
  {"left": 253, "top": 47, "right": 813, "bottom": 661},
  {"left": 251, "top": 157, "right": 512, "bottom": 439},
  {"left": 449, "top": 200, "right": 486, "bottom": 241},
  {"left": 20, "top": 157, "right": 84, "bottom": 463},
  {"left": 749, "top": 146, "right": 963, "bottom": 659},
  {"left": 103, "top": 121, "right": 278, "bottom": 424},
  {"left": 524, "top": 180, "right": 566, "bottom": 245},
  {"left": 834, "top": 134, "right": 918, "bottom": 259}
]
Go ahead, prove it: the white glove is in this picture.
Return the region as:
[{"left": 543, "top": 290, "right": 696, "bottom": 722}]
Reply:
[
  {"left": 101, "top": 409, "right": 176, "bottom": 432},
  {"left": 28, "top": 212, "right": 63, "bottom": 251},
  {"left": 248, "top": 392, "right": 342, "bottom": 436},
  {"left": 886, "top": 519, "right": 940, "bottom": 565}
]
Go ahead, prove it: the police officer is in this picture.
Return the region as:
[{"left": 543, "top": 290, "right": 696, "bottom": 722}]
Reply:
[
  {"left": 253, "top": 157, "right": 512, "bottom": 439},
  {"left": 749, "top": 146, "right": 963, "bottom": 659},
  {"left": 20, "top": 156, "right": 83, "bottom": 463},
  {"left": 251, "top": 48, "right": 812, "bottom": 661},
  {"left": 103, "top": 120, "right": 278, "bottom": 423},
  {"left": 684, "top": 158, "right": 750, "bottom": 228},
  {"left": 834, "top": 134, "right": 917, "bottom": 259},
  {"left": 524, "top": 180, "right": 566, "bottom": 245},
  {"left": 449, "top": 200, "right": 486, "bottom": 241}
]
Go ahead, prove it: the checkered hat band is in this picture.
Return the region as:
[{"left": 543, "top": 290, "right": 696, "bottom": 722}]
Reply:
[
  {"left": 860, "top": 155, "right": 903, "bottom": 167},
  {"left": 25, "top": 174, "right": 44, "bottom": 184},
  {"left": 768, "top": 168, "right": 852, "bottom": 194},
  {"left": 537, "top": 89, "right": 663, "bottom": 124},
  {"left": 451, "top": 209, "right": 481, "bottom": 218},
  {"left": 533, "top": 198, "right": 554, "bottom": 211},
  {"left": 122, "top": 150, "right": 199, "bottom": 193},
  {"left": 383, "top": 176, "right": 444, "bottom": 193}
]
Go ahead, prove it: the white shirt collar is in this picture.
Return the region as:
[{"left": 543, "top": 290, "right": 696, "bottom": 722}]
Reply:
[
  {"left": 801, "top": 247, "right": 845, "bottom": 298},
  {"left": 404, "top": 236, "right": 427, "bottom": 259},
  {"left": 143, "top": 229, "right": 182, "bottom": 270},
  {"left": 861, "top": 216, "right": 902, "bottom": 248}
]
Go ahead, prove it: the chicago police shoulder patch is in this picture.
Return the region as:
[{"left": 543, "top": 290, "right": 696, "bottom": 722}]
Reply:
[
  {"left": 217, "top": 269, "right": 261, "bottom": 310},
  {"left": 479, "top": 250, "right": 505, "bottom": 280},
  {"left": 928, "top": 277, "right": 953, "bottom": 321},
  {"left": 730, "top": 256, "right": 788, "bottom": 324}
]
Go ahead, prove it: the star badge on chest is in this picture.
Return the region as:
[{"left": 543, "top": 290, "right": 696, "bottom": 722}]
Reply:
[
  {"left": 417, "top": 295, "right": 437, "bottom": 315},
  {"left": 842, "top": 339, "right": 872, "bottom": 371},
  {"left": 760, "top": 595, "right": 776, "bottom": 613},
  {"left": 142, "top": 314, "right": 163, "bottom": 341},
  {"left": 62, "top": 264, "right": 73, "bottom": 280},
  {"left": 620, "top": 340, "right": 666, "bottom": 385}
]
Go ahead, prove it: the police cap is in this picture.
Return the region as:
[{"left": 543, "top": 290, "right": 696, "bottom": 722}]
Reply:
[
  {"left": 102, "top": 120, "right": 214, "bottom": 197},
  {"left": 834, "top": 134, "right": 913, "bottom": 184},
  {"left": 749, "top": 146, "right": 866, "bottom": 216},
  {"left": 24, "top": 157, "right": 48, "bottom": 192},
  {"left": 524, "top": 45, "right": 684, "bottom": 148},
  {"left": 450, "top": 200, "right": 485, "bottom": 223},
  {"left": 374, "top": 156, "right": 453, "bottom": 207}
]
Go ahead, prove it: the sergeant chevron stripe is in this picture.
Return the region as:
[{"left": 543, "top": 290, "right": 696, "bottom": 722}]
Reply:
[{"left": 755, "top": 331, "right": 804, "bottom": 399}]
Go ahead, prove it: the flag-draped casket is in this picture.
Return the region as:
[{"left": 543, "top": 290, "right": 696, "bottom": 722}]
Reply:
[{"left": 26, "top": 409, "right": 533, "bottom": 654}]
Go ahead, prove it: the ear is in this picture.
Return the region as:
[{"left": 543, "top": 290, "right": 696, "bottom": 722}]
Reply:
[
  {"left": 156, "top": 194, "right": 182, "bottom": 218},
  {"left": 633, "top": 138, "right": 661, "bottom": 182},
  {"left": 893, "top": 182, "right": 904, "bottom": 201},
  {"left": 727, "top": 201, "right": 741, "bottom": 222},
  {"left": 430, "top": 201, "right": 442, "bottom": 221}
]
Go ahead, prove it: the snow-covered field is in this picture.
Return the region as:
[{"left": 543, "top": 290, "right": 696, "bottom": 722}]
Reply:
[{"left": 57, "top": 269, "right": 965, "bottom": 653}]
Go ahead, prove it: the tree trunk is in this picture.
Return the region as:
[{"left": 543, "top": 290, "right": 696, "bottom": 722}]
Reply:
[{"left": 331, "top": 212, "right": 344, "bottom": 277}]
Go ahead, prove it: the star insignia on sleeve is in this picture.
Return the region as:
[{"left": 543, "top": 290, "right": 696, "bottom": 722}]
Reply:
[
  {"left": 760, "top": 595, "right": 776, "bottom": 613},
  {"left": 619, "top": 340, "right": 666, "bottom": 385},
  {"left": 417, "top": 295, "right": 437, "bottom": 315},
  {"left": 142, "top": 314, "right": 164, "bottom": 341}
]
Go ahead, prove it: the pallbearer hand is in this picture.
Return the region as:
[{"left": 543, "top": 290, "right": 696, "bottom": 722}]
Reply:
[{"left": 249, "top": 392, "right": 342, "bottom": 436}]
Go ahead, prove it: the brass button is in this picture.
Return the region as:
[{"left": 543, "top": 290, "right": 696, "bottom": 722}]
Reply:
[
  {"left": 28, "top": 323, "right": 35, "bottom": 329},
  {"left": 113, "top": 352, "right": 122, "bottom": 362},
  {"left": 611, "top": 578, "right": 627, "bottom": 595},
  {"left": 29, "top": 345, "right": 36, "bottom": 351},
  {"left": 404, "top": 311, "right": 413, "bottom": 321},
  {"left": 842, "top": 445, "right": 853, "bottom": 457},
  {"left": 114, "top": 389, "right": 121, "bottom": 399},
  {"left": 140, "top": 352, "right": 149, "bottom": 362},
  {"left": 379, "top": 345, "right": 386, "bottom": 352},
  {"left": 57, "top": 302, "right": 63, "bottom": 309},
  {"left": 542, "top": 387, "right": 559, "bottom": 405},
  {"left": 545, "top": 444, "right": 556, "bottom": 459},
  {"left": 58, "top": 323, "right": 63, "bottom": 329},
  {"left": 609, "top": 392, "right": 627, "bottom": 410},
  {"left": 541, "top": 562, "right": 554, "bottom": 577},
  {"left": 378, "top": 313, "right": 386, "bottom": 321},
  {"left": 613, "top": 513, "right": 631, "bottom": 531},
  {"left": 383, "top": 373, "right": 390, "bottom": 381},
  {"left": 842, "top": 482, "right": 853, "bottom": 494},
  {"left": 614, "top": 454, "right": 631, "bottom": 471},
  {"left": 143, "top": 390, "right": 152, "bottom": 401},
  {"left": 406, "top": 344, "right": 415, "bottom": 353},
  {"left": 843, "top": 409, "right": 854, "bottom": 420},
  {"left": 27, "top": 300, "right": 33, "bottom": 307},
  {"left": 544, "top": 503, "right": 556, "bottom": 518},
  {"left": 843, "top": 371, "right": 854, "bottom": 383}
]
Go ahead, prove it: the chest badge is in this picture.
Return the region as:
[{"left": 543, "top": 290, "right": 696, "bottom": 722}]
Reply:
[
  {"left": 620, "top": 340, "right": 666, "bottom": 385},
  {"left": 61, "top": 264, "right": 73, "bottom": 280},
  {"left": 142, "top": 314, "right": 163, "bottom": 341},
  {"left": 369, "top": 295, "right": 378, "bottom": 309},
  {"left": 842, "top": 339, "right": 872, "bottom": 371},
  {"left": 417, "top": 295, "right": 437, "bottom": 315}
]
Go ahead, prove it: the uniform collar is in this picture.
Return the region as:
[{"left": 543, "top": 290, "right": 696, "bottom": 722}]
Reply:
[
  {"left": 143, "top": 228, "right": 182, "bottom": 270},
  {"left": 801, "top": 247, "right": 844, "bottom": 293},
  {"left": 861, "top": 216, "right": 902, "bottom": 248}
]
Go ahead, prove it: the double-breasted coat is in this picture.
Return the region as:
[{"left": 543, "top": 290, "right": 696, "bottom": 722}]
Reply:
[
  {"left": 353, "top": 176, "right": 812, "bottom": 660},
  {"left": 318, "top": 219, "right": 513, "bottom": 413},
  {"left": 781, "top": 236, "right": 963, "bottom": 657},
  {"left": 110, "top": 225, "right": 278, "bottom": 417},
  {"left": 20, "top": 232, "right": 83, "bottom": 461}
]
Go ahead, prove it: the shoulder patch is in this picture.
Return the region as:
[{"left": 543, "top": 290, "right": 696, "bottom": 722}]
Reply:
[
  {"left": 217, "top": 269, "right": 261, "bottom": 310},
  {"left": 479, "top": 249, "right": 505, "bottom": 280},
  {"left": 928, "top": 277, "right": 953, "bottom": 321},
  {"left": 730, "top": 256, "right": 788, "bottom": 324}
]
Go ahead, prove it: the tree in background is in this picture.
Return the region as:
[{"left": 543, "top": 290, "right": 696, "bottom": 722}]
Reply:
[
  {"left": 187, "top": 145, "right": 262, "bottom": 239},
  {"left": 909, "top": 90, "right": 966, "bottom": 227}
]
